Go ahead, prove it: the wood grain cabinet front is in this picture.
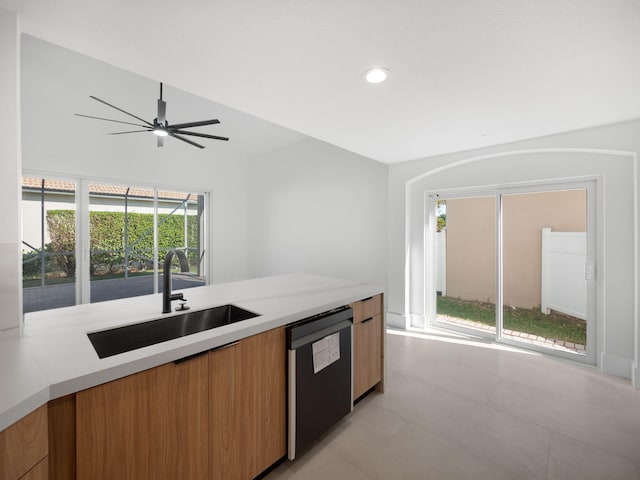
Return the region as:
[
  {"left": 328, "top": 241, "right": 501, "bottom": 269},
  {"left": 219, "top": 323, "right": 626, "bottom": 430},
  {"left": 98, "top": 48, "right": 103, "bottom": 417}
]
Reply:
[
  {"left": 209, "top": 327, "right": 286, "bottom": 480},
  {"left": 351, "top": 294, "right": 384, "bottom": 401},
  {"left": 75, "top": 354, "right": 209, "bottom": 480},
  {"left": 73, "top": 327, "right": 286, "bottom": 480},
  {"left": 0, "top": 404, "right": 48, "bottom": 480},
  {"left": 19, "top": 457, "right": 48, "bottom": 480}
]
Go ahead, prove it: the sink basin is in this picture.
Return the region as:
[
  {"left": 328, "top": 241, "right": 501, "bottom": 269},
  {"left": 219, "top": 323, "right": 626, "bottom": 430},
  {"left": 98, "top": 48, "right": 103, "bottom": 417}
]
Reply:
[{"left": 88, "top": 304, "right": 260, "bottom": 359}]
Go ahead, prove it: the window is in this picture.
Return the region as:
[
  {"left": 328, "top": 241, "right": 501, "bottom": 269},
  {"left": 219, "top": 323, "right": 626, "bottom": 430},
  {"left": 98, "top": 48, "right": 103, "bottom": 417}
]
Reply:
[
  {"left": 429, "top": 182, "right": 594, "bottom": 363},
  {"left": 22, "top": 176, "right": 208, "bottom": 313},
  {"left": 22, "top": 177, "right": 77, "bottom": 312}
]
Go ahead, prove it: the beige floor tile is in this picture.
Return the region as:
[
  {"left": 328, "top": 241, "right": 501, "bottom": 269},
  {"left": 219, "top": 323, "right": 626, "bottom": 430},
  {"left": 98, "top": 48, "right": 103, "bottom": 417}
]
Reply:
[
  {"left": 268, "top": 442, "right": 373, "bottom": 480},
  {"left": 488, "top": 377, "right": 640, "bottom": 462},
  {"left": 268, "top": 330, "right": 640, "bottom": 479},
  {"left": 547, "top": 432, "right": 640, "bottom": 480},
  {"left": 382, "top": 422, "right": 528, "bottom": 480},
  {"left": 373, "top": 372, "right": 550, "bottom": 478}
]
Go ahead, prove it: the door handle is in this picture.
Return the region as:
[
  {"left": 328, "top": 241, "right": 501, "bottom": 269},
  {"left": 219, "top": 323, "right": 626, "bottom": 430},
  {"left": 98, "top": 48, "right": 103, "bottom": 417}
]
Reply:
[
  {"left": 210, "top": 341, "right": 239, "bottom": 353},
  {"left": 174, "top": 350, "right": 208, "bottom": 364}
]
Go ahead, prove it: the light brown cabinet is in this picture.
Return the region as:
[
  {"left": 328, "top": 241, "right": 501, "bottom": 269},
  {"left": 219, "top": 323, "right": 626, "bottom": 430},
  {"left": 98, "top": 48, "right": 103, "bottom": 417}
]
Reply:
[
  {"left": 351, "top": 294, "right": 384, "bottom": 401},
  {"left": 13, "top": 297, "right": 380, "bottom": 479},
  {"left": 209, "top": 327, "right": 286, "bottom": 479},
  {"left": 48, "top": 395, "right": 76, "bottom": 480},
  {"left": 0, "top": 404, "right": 48, "bottom": 480},
  {"left": 73, "top": 327, "right": 285, "bottom": 480},
  {"left": 76, "top": 354, "right": 209, "bottom": 480},
  {"left": 18, "top": 458, "right": 48, "bottom": 480}
]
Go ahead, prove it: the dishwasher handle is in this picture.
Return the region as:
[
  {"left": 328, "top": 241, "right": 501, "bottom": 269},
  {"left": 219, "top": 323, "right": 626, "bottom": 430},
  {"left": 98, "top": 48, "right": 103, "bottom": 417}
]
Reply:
[
  {"left": 287, "top": 307, "right": 353, "bottom": 349},
  {"left": 289, "top": 319, "right": 352, "bottom": 350}
]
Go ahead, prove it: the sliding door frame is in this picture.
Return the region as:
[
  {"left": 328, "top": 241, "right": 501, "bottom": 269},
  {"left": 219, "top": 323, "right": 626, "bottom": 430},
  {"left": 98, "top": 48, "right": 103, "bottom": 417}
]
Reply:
[{"left": 426, "top": 176, "right": 599, "bottom": 365}]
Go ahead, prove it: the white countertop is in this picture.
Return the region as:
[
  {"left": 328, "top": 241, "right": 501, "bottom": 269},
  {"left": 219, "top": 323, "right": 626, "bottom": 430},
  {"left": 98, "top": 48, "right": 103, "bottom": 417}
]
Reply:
[{"left": 0, "top": 273, "right": 383, "bottom": 431}]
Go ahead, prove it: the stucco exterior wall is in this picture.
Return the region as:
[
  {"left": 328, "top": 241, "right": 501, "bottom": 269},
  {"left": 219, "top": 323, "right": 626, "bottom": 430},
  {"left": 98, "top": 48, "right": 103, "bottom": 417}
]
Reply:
[{"left": 445, "top": 189, "right": 587, "bottom": 309}]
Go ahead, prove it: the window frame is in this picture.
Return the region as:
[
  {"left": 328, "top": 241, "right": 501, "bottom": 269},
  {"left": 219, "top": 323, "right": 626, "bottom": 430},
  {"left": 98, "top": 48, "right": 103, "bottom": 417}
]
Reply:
[{"left": 22, "top": 170, "right": 210, "bottom": 315}]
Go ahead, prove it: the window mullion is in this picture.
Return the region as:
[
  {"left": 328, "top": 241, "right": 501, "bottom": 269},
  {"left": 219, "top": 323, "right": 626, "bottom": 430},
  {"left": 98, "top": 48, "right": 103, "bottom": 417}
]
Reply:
[
  {"left": 153, "top": 189, "right": 159, "bottom": 294},
  {"left": 495, "top": 193, "right": 504, "bottom": 340},
  {"left": 77, "top": 179, "right": 91, "bottom": 304}
]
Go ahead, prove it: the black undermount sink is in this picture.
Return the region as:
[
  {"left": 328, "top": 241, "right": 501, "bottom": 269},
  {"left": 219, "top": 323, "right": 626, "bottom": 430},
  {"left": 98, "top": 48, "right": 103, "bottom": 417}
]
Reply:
[{"left": 88, "top": 304, "right": 260, "bottom": 359}]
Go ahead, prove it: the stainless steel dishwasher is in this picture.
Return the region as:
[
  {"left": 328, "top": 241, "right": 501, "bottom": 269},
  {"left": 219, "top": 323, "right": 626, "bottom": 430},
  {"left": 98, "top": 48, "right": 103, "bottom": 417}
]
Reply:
[{"left": 287, "top": 306, "right": 353, "bottom": 460}]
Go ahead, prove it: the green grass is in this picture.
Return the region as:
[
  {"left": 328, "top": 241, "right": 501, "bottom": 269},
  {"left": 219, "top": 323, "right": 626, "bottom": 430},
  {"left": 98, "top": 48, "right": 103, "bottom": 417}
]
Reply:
[{"left": 437, "top": 296, "right": 586, "bottom": 345}]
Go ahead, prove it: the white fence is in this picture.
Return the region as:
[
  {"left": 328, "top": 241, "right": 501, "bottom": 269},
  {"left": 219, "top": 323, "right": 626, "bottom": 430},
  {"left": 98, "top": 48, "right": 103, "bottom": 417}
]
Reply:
[
  {"left": 540, "top": 228, "right": 587, "bottom": 320},
  {"left": 436, "top": 228, "right": 586, "bottom": 320}
]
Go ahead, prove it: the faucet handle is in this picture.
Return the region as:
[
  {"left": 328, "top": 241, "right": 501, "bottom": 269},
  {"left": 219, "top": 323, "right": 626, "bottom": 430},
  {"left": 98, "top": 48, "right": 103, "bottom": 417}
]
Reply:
[
  {"left": 176, "top": 301, "right": 190, "bottom": 312},
  {"left": 170, "top": 292, "right": 185, "bottom": 301}
]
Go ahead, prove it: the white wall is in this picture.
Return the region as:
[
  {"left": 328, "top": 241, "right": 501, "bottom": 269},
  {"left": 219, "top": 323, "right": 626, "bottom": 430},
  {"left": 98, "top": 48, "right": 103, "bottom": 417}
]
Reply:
[
  {"left": 20, "top": 35, "right": 250, "bottom": 285},
  {"left": 388, "top": 120, "right": 640, "bottom": 383},
  {"left": 247, "top": 138, "right": 388, "bottom": 287},
  {"left": 0, "top": 8, "right": 22, "bottom": 330}
]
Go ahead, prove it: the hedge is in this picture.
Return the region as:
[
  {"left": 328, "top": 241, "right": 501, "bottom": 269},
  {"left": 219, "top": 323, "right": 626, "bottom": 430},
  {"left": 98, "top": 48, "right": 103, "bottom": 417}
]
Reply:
[{"left": 45, "top": 210, "right": 200, "bottom": 274}]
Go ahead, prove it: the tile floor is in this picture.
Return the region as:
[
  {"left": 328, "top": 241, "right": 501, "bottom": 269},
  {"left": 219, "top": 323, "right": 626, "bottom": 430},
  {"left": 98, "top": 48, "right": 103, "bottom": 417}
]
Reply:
[{"left": 267, "top": 327, "right": 640, "bottom": 480}]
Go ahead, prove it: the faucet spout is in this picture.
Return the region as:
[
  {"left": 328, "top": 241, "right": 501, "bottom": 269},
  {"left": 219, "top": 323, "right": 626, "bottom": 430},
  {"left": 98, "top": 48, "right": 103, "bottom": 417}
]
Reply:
[{"left": 162, "top": 249, "right": 190, "bottom": 313}]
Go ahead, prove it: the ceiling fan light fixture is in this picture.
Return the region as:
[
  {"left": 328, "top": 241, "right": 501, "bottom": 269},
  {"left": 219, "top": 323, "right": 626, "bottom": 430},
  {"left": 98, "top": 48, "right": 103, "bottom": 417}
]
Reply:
[
  {"left": 76, "top": 82, "right": 229, "bottom": 149},
  {"left": 363, "top": 67, "right": 390, "bottom": 84}
]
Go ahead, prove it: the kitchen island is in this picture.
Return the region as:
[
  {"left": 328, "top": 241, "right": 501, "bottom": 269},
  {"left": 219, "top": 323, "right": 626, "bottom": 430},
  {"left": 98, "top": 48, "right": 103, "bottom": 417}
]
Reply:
[{"left": 0, "top": 273, "right": 384, "bottom": 480}]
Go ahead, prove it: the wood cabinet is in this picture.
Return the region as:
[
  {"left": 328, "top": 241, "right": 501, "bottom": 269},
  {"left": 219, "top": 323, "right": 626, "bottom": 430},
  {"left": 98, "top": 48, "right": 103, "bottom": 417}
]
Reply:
[
  {"left": 48, "top": 395, "right": 76, "bottom": 480},
  {"left": 14, "top": 296, "right": 382, "bottom": 479},
  {"left": 73, "top": 327, "right": 285, "bottom": 480},
  {"left": 209, "top": 327, "right": 286, "bottom": 479},
  {"left": 0, "top": 404, "right": 48, "bottom": 480},
  {"left": 76, "top": 354, "right": 209, "bottom": 480},
  {"left": 351, "top": 294, "right": 384, "bottom": 401},
  {"left": 19, "top": 458, "right": 48, "bottom": 480}
]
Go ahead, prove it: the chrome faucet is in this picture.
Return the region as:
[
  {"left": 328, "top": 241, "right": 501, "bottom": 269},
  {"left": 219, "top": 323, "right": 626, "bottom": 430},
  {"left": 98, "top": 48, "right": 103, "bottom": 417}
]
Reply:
[{"left": 162, "top": 249, "right": 190, "bottom": 313}]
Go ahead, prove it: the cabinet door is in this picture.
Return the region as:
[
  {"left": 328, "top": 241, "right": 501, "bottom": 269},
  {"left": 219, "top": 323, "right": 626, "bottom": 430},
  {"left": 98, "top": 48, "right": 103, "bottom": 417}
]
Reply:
[
  {"left": 0, "top": 404, "right": 48, "bottom": 480},
  {"left": 76, "top": 355, "right": 208, "bottom": 480},
  {"left": 251, "top": 327, "right": 286, "bottom": 475},
  {"left": 209, "top": 341, "right": 246, "bottom": 480},
  {"left": 353, "top": 314, "right": 383, "bottom": 400},
  {"left": 48, "top": 395, "right": 76, "bottom": 480},
  {"left": 209, "top": 328, "right": 286, "bottom": 480},
  {"left": 20, "top": 457, "right": 48, "bottom": 480}
]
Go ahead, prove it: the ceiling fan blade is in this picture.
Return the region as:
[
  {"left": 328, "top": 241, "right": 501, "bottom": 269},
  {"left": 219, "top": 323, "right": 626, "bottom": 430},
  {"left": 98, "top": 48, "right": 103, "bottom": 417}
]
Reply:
[
  {"left": 167, "top": 119, "right": 220, "bottom": 129},
  {"left": 169, "top": 132, "right": 205, "bottom": 149},
  {"left": 157, "top": 99, "right": 166, "bottom": 125},
  {"left": 108, "top": 129, "right": 151, "bottom": 135},
  {"left": 74, "top": 113, "right": 149, "bottom": 128},
  {"left": 157, "top": 135, "right": 164, "bottom": 148},
  {"left": 89, "top": 95, "right": 153, "bottom": 126},
  {"left": 172, "top": 129, "right": 229, "bottom": 141}
]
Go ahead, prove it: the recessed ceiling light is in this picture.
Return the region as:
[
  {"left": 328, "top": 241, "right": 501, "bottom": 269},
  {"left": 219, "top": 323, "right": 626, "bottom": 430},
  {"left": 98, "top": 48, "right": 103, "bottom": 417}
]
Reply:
[{"left": 363, "top": 67, "right": 390, "bottom": 84}]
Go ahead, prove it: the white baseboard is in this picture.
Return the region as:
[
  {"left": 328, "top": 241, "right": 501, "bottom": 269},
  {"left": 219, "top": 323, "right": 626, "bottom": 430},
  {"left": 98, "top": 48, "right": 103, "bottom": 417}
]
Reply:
[
  {"left": 409, "top": 313, "right": 427, "bottom": 329},
  {"left": 385, "top": 312, "right": 407, "bottom": 329},
  {"left": 633, "top": 363, "right": 640, "bottom": 389},
  {"left": 600, "top": 352, "right": 633, "bottom": 379},
  {"left": 385, "top": 312, "right": 427, "bottom": 330}
]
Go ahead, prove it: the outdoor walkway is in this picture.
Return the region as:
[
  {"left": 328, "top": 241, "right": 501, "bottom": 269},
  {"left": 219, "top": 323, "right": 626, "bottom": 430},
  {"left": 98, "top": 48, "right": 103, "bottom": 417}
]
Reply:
[
  {"left": 438, "top": 314, "right": 586, "bottom": 355},
  {"left": 23, "top": 274, "right": 205, "bottom": 313}
]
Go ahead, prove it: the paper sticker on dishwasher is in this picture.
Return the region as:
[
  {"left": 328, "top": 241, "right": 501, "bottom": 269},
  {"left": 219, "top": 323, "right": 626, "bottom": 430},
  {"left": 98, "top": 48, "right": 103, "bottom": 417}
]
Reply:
[{"left": 312, "top": 332, "right": 340, "bottom": 374}]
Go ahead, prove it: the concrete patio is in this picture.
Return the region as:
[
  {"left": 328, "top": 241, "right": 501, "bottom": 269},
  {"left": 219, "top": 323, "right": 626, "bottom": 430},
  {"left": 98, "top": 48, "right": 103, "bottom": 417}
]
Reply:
[{"left": 23, "top": 273, "right": 205, "bottom": 313}]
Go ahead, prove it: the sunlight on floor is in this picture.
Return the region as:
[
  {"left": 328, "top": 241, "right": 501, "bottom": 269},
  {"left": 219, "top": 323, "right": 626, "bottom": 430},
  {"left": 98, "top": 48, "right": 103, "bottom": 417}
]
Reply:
[{"left": 387, "top": 327, "right": 540, "bottom": 356}]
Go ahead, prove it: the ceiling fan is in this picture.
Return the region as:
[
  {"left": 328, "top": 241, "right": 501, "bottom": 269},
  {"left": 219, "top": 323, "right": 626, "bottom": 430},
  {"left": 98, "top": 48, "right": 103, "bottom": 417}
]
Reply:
[{"left": 75, "top": 82, "right": 229, "bottom": 149}]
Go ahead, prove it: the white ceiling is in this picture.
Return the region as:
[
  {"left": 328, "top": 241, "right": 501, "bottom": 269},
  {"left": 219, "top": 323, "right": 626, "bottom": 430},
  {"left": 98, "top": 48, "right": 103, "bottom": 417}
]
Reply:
[{"left": 2, "top": 0, "right": 640, "bottom": 164}]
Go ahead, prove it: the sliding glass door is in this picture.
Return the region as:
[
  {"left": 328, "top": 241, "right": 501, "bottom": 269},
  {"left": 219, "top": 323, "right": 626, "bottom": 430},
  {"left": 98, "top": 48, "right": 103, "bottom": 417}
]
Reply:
[
  {"left": 435, "top": 195, "right": 496, "bottom": 336},
  {"left": 431, "top": 181, "right": 595, "bottom": 362}
]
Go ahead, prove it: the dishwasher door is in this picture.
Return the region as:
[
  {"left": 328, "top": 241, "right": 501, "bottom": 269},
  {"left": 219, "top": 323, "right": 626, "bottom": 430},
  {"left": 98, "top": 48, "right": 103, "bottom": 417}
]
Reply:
[{"left": 287, "top": 307, "right": 353, "bottom": 460}]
